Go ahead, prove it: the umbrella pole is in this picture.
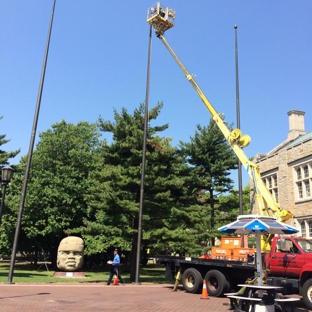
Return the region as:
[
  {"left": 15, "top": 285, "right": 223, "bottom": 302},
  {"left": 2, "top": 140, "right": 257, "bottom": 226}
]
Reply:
[{"left": 256, "top": 232, "right": 263, "bottom": 286}]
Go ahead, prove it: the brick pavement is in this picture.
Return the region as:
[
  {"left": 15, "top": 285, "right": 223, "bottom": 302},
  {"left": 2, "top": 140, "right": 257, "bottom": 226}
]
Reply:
[{"left": 0, "top": 283, "right": 310, "bottom": 312}]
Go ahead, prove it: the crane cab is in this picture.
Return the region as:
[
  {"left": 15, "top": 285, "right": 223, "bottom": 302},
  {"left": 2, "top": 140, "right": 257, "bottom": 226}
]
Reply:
[{"left": 147, "top": 2, "right": 176, "bottom": 35}]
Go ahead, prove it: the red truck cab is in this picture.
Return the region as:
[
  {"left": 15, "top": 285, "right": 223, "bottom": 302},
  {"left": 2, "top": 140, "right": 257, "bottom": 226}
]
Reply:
[
  {"left": 266, "top": 236, "right": 312, "bottom": 309},
  {"left": 269, "top": 236, "right": 312, "bottom": 277}
]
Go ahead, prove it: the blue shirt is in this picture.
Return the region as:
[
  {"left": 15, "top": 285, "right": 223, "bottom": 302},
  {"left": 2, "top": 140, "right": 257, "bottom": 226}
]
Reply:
[{"left": 113, "top": 254, "right": 120, "bottom": 267}]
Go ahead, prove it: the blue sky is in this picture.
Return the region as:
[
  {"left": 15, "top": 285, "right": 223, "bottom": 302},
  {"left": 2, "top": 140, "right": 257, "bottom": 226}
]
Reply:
[{"left": 1, "top": 1, "right": 311, "bottom": 188}]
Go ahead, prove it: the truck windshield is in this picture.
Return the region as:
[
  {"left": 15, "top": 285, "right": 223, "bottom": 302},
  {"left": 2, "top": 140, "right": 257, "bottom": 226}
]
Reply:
[{"left": 296, "top": 239, "right": 312, "bottom": 252}]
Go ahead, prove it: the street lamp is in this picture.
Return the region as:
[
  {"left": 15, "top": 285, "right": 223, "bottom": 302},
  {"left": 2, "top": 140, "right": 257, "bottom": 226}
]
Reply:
[{"left": 0, "top": 165, "right": 14, "bottom": 225}]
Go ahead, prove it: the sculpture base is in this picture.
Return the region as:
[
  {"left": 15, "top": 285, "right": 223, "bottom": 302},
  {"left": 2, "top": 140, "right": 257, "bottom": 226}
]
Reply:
[{"left": 52, "top": 271, "right": 86, "bottom": 278}]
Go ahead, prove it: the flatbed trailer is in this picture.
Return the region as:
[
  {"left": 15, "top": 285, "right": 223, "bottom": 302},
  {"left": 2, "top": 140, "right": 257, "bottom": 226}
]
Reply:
[{"left": 157, "top": 255, "right": 256, "bottom": 296}]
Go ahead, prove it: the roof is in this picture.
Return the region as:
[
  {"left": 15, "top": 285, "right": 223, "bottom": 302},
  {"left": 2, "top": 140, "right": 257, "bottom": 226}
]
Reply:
[
  {"left": 266, "top": 131, "right": 312, "bottom": 156},
  {"left": 284, "top": 131, "right": 312, "bottom": 149}
]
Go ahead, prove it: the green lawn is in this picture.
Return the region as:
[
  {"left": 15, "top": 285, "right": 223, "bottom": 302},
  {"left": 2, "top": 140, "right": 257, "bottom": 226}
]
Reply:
[{"left": 0, "top": 260, "right": 170, "bottom": 284}]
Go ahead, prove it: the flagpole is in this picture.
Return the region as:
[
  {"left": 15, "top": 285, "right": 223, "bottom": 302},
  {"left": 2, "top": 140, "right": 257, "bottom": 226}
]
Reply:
[{"left": 7, "top": 0, "right": 57, "bottom": 284}]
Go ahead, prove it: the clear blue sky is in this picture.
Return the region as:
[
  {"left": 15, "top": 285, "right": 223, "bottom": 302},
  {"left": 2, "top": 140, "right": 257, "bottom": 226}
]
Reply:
[{"left": 1, "top": 1, "right": 311, "bottom": 188}]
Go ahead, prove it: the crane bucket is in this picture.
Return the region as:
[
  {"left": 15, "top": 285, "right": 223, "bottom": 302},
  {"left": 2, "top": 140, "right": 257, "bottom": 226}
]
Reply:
[{"left": 147, "top": 2, "right": 176, "bottom": 35}]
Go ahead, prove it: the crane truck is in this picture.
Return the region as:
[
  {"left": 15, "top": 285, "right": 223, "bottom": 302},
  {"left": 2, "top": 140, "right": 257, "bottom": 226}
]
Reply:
[{"left": 147, "top": 3, "right": 312, "bottom": 309}]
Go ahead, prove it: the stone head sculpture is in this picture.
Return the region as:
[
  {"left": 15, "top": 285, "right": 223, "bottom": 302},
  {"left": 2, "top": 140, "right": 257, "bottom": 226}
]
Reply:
[{"left": 57, "top": 236, "right": 84, "bottom": 272}]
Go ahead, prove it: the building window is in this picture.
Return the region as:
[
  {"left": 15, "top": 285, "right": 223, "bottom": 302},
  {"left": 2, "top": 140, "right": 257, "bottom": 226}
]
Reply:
[
  {"left": 273, "top": 175, "right": 277, "bottom": 187},
  {"left": 304, "top": 165, "right": 309, "bottom": 178},
  {"left": 305, "top": 181, "right": 311, "bottom": 197},
  {"left": 298, "top": 182, "right": 303, "bottom": 198},
  {"left": 274, "top": 190, "right": 279, "bottom": 203},
  {"left": 294, "top": 162, "right": 312, "bottom": 200},
  {"left": 263, "top": 174, "right": 278, "bottom": 202},
  {"left": 309, "top": 221, "right": 312, "bottom": 237},
  {"left": 301, "top": 221, "right": 306, "bottom": 237}
]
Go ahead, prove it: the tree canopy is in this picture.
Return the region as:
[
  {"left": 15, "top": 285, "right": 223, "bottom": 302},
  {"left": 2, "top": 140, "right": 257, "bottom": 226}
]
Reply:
[
  {"left": 1, "top": 120, "right": 101, "bottom": 264},
  {"left": 0, "top": 104, "right": 244, "bottom": 272},
  {"left": 76, "top": 103, "right": 194, "bottom": 279},
  {"left": 0, "top": 116, "right": 20, "bottom": 165},
  {"left": 179, "top": 118, "right": 238, "bottom": 246}
]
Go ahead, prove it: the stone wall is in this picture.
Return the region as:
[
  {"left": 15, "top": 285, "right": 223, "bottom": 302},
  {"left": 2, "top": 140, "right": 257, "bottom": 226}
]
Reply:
[{"left": 250, "top": 137, "right": 312, "bottom": 234}]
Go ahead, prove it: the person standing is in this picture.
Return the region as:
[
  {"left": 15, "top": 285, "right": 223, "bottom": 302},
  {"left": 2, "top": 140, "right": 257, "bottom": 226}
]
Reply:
[{"left": 106, "top": 248, "right": 125, "bottom": 285}]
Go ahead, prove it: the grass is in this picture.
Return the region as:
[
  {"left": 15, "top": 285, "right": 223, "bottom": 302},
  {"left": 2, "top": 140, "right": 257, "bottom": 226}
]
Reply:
[{"left": 0, "top": 260, "right": 170, "bottom": 284}]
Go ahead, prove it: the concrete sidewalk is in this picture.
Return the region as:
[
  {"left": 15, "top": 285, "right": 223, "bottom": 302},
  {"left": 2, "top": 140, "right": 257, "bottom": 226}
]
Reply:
[{"left": 0, "top": 283, "right": 310, "bottom": 312}]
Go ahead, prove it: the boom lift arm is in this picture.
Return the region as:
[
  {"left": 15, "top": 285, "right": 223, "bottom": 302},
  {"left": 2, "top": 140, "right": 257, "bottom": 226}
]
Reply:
[{"left": 147, "top": 2, "right": 293, "bottom": 252}]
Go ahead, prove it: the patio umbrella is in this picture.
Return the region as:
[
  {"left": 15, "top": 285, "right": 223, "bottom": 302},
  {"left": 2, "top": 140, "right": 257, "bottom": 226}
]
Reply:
[{"left": 218, "top": 214, "right": 298, "bottom": 285}]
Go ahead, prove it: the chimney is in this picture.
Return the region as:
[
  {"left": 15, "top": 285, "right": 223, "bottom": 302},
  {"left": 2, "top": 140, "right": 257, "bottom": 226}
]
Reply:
[{"left": 287, "top": 110, "right": 306, "bottom": 140}]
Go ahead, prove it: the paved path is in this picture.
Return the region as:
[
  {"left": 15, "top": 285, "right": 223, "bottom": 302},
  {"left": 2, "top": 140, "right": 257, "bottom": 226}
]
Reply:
[{"left": 0, "top": 283, "right": 310, "bottom": 311}]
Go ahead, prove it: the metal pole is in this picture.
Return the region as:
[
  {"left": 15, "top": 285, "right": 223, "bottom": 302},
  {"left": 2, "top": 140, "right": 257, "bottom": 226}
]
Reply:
[
  {"left": 234, "top": 25, "right": 244, "bottom": 245},
  {"left": 7, "top": 0, "right": 56, "bottom": 284},
  {"left": 135, "top": 24, "right": 153, "bottom": 285},
  {"left": 0, "top": 184, "right": 7, "bottom": 225}
]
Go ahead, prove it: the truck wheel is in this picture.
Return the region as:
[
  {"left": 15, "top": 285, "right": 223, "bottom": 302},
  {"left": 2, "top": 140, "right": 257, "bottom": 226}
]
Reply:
[
  {"left": 302, "top": 278, "right": 312, "bottom": 310},
  {"left": 222, "top": 272, "right": 233, "bottom": 293},
  {"left": 204, "top": 270, "right": 227, "bottom": 297},
  {"left": 182, "top": 268, "right": 203, "bottom": 294}
]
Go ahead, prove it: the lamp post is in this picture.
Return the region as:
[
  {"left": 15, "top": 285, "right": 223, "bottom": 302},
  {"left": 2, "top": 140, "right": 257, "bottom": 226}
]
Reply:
[{"left": 0, "top": 165, "right": 14, "bottom": 225}]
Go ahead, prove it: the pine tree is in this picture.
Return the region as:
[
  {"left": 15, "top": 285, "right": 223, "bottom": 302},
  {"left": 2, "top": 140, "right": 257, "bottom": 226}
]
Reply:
[
  {"left": 0, "top": 116, "right": 20, "bottom": 165},
  {"left": 180, "top": 117, "right": 238, "bottom": 247},
  {"left": 82, "top": 103, "right": 191, "bottom": 280}
]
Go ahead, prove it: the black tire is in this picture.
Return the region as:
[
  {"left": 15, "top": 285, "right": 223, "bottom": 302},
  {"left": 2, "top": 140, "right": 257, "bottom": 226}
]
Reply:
[
  {"left": 182, "top": 268, "right": 203, "bottom": 294},
  {"left": 204, "top": 270, "right": 227, "bottom": 297},
  {"left": 222, "top": 272, "right": 233, "bottom": 293},
  {"left": 302, "top": 278, "right": 312, "bottom": 310}
]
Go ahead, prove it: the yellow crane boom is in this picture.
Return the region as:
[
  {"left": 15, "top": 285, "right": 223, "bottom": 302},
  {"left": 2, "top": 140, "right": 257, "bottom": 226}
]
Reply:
[{"left": 147, "top": 2, "right": 293, "bottom": 251}]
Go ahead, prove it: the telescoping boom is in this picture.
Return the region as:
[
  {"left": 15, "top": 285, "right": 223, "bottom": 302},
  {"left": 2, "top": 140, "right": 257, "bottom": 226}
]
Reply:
[{"left": 147, "top": 2, "right": 293, "bottom": 252}]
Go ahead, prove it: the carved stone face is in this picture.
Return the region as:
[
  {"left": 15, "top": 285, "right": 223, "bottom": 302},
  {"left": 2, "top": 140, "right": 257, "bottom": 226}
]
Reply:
[{"left": 57, "top": 236, "right": 84, "bottom": 272}]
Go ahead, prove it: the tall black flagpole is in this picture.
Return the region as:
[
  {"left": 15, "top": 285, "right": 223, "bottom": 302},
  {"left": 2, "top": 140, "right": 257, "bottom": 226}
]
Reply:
[
  {"left": 135, "top": 24, "right": 153, "bottom": 284},
  {"left": 234, "top": 25, "right": 244, "bottom": 246},
  {"left": 7, "top": 0, "right": 57, "bottom": 284}
]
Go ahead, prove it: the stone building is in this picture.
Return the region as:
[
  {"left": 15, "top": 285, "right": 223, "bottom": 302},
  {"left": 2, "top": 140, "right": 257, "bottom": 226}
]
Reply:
[{"left": 251, "top": 110, "right": 312, "bottom": 237}]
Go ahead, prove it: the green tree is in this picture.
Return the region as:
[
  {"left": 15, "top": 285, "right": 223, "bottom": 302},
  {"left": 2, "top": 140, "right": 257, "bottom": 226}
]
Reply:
[
  {"left": 0, "top": 116, "right": 20, "bottom": 165},
  {"left": 215, "top": 185, "right": 253, "bottom": 245},
  {"left": 179, "top": 118, "right": 238, "bottom": 246},
  {"left": 0, "top": 163, "right": 24, "bottom": 255},
  {"left": 0, "top": 116, "right": 20, "bottom": 254},
  {"left": 80, "top": 103, "right": 192, "bottom": 280},
  {"left": 2, "top": 120, "right": 101, "bottom": 265},
  {"left": 217, "top": 185, "right": 252, "bottom": 223}
]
